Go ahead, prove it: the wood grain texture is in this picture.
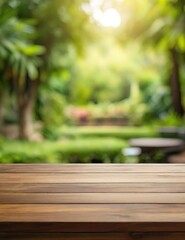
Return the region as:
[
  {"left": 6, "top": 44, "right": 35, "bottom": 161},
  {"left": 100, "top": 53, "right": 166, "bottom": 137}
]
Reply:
[
  {"left": 1, "top": 193, "right": 185, "bottom": 204},
  {"left": 1, "top": 172, "right": 185, "bottom": 183},
  {"left": 1, "top": 222, "right": 185, "bottom": 233},
  {"left": 1, "top": 183, "right": 185, "bottom": 193},
  {"left": 1, "top": 232, "right": 185, "bottom": 240},
  {"left": 1, "top": 163, "right": 185, "bottom": 173},
  {"left": 0, "top": 163, "right": 185, "bottom": 238},
  {"left": 0, "top": 232, "right": 132, "bottom": 240},
  {"left": 1, "top": 204, "right": 185, "bottom": 222}
]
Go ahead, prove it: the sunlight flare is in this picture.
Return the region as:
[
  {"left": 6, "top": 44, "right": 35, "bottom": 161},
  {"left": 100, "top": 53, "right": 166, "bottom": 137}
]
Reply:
[
  {"left": 101, "top": 8, "right": 121, "bottom": 28},
  {"left": 94, "top": 8, "right": 121, "bottom": 28},
  {"left": 87, "top": 0, "right": 122, "bottom": 28}
]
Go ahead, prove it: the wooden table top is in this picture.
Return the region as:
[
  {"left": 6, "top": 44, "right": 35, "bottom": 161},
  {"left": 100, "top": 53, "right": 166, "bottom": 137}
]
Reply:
[{"left": 0, "top": 164, "right": 185, "bottom": 239}]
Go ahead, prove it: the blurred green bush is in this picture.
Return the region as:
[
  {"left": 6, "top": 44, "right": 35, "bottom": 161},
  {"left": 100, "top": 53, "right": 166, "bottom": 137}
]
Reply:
[
  {"left": 0, "top": 137, "right": 127, "bottom": 164},
  {"left": 58, "top": 126, "right": 157, "bottom": 140},
  {"left": 57, "top": 138, "right": 127, "bottom": 163},
  {"left": 0, "top": 126, "right": 157, "bottom": 163},
  {"left": 39, "top": 90, "right": 67, "bottom": 136}
]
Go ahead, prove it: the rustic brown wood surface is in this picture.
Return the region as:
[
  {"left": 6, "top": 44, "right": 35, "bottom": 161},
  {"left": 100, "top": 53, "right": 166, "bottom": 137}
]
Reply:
[{"left": 0, "top": 164, "right": 185, "bottom": 240}]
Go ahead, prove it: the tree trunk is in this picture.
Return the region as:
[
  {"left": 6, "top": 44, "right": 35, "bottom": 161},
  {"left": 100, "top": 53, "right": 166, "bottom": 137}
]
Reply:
[
  {"left": 169, "top": 48, "right": 184, "bottom": 116},
  {"left": 19, "top": 100, "right": 34, "bottom": 140},
  {"left": 18, "top": 80, "right": 39, "bottom": 140}
]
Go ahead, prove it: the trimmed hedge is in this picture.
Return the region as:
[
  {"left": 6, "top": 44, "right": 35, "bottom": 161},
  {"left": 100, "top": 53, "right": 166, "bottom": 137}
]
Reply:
[
  {"left": 0, "top": 137, "right": 127, "bottom": 163},
  {"left": 0, "top": 126, "right": 157, "bottom": 163},
  {"left": 58, "top": 138, "right": 127, "bottom": 163},
  {"left": 0, "top": 140, "right": 57, "bottom": 163},
  {"left": 58, "top": 126, "right": 158, "bottom": 139}
]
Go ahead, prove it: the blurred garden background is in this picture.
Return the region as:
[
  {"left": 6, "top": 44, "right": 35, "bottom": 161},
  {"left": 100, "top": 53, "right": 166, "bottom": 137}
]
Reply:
[{"left": 0, "top": 0, "right": 184, "bottom": 163}]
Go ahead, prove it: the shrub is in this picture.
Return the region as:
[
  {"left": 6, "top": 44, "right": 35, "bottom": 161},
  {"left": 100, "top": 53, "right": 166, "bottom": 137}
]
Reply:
[
  {"left": 56, "top": 138, "right": 127, "bottom": 163},
  {"left": 40, "top": 90, "right": 67, "bottom": 137},
  {"left": 0, "top": 141, "right": 57, "bottom": 163},
  {"left": 0, "top": 138, "right": 127, "bottom": 163},
  {"left": 58, "top": 126, "right": 157, "bottom": 139},
  {"left": 64, "top": 103, "right": 129, "bottom": 125}
]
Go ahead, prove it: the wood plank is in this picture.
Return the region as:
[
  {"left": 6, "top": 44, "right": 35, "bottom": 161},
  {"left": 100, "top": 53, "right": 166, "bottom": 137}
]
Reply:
[
  {"left": 0, "top": 232, "right": 131, "bottom": 240},
  {"left": 1, "top": 232, "right": 185, "bottom": 240},
  {"left": 1, "top": 222, "right": 185, "bottom": 233},
  {"left": 1, "top": 204, "right": 185, "bottom": 222},
  {"left": 1, "top": 172, "right": 185, "bottom": 183},
  {"left": 1, "top": 164, "right": 185, "bottom": 173},
  {"left": 0, "top": 164, "right": 185, "bottom": 235},
  {"left": 1, "top": 183, "right": 185, "bottom": 193},
  {"left": 1, "top": 193, "right": 185, "bottom": 204},
  {"left": 136, "top": 232, "right": 185, "bottom": 240}
]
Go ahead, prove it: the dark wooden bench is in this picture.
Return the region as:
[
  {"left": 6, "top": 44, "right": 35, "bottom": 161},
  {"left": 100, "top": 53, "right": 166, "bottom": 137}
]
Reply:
[{"left": 0, "top": 164, "right": 185, "bottom": 239}]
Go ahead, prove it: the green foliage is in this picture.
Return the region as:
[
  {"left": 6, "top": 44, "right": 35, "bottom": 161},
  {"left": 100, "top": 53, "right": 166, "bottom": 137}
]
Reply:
[
  {"left": 121, "top": 81, "right": 149, "bottom": 125},
  {"left": 141, "top": 82, "right": 171, "bottom": 119},
  {"left": 35, "top": 0, "right": 91, "bottom": 48},
  {"left": 0, "top": 8, "right": 44, "bottom": 82},
  {"left": 64, "top": 103, "right": 129, "bottom": 125},
  {"left": 58, "top": 126, "right": 158, "bottom": 140},
  {"left": 0, "top": 138, "right": 127, "bottom": 163},
  {"left": 71, "top": 38, "right": 132, "bottom": 104},
  {"left": 0, "top": 0, "right": 184, "bottom": 139},
  {"left": 71, "top": 40, "right": 166, "bottom": 106},
  {"left": 57, "top": 138, "right": 126, "bottom": 163},
  {"left": 0, "top": 0, "right": 95, "bottom": 139},
  {"left": 155, "top": 111, "right": 185, "bottom": 127},
  {"left": 0, "top": 140, "right": 56, "bottom": 163},
  {"left": 119, "top": 0, "right": 185, "bottom": 52},
  {"left": 156, "top": 0, "right": 185, "bottom": 52},
  {"left": 39, "top": 90, "right": 67, "bottom": 139},
  {"left": 118, "top": 0, "right": 185, "bottom": 117}
]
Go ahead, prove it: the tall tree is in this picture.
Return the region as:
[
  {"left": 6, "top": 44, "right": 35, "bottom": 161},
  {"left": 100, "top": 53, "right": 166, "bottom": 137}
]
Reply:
[
  {"left": 118, "top": 0, "right": 185, "bottom": 116},
  {"left": 0, "top": 0, "right": 93, "bottom": 139},
  {"left": 0, "top": 2, "right": 45, "bottom": 139}
]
